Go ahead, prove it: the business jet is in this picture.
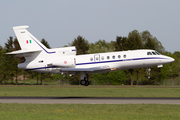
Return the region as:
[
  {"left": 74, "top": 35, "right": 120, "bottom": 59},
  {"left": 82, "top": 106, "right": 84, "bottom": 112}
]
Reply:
[{"left": 7, "top": 26, "right": 174, "bottom": 86}]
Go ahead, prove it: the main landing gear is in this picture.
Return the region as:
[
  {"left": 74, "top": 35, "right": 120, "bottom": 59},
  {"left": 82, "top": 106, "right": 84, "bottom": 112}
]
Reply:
[{"left": 80, "top": 72, "right": 89, "bottom": 86}]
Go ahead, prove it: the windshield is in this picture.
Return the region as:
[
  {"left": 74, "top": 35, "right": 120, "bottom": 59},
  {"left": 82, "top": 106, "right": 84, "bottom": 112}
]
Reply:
[{"left": 155, "top": 51, "right": 161, "bottom": 55}]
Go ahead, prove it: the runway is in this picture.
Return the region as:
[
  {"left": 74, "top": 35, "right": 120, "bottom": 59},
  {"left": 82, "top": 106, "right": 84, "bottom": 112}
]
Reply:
[{"left": 0, "top": 97, "right": 180, "bottom": 104}]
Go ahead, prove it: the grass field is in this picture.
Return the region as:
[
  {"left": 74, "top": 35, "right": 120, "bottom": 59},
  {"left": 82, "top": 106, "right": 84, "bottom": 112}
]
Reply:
[
  {"left": 0, "top": 104, "right": 180, "bottom": 120},
  {"left": 0, "top": 85, "right": 180, "bottom": 97},
  {"left": 1, "top": 86, "right": 180, "bottom": 120}
]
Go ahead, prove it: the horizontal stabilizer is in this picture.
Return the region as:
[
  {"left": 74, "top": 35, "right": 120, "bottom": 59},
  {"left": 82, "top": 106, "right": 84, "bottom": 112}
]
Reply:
[
  {"left": 6, "top": 49, "right": 42, "bottom": 55},
  {"left": 60, "top": 66, "right": 110, "bottom": 72}
]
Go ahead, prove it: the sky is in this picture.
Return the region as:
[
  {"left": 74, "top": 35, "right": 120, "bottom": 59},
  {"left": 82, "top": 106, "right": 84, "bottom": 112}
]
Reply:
[{"left": 0, "top": 0, "right": 180, "bottom": 53}]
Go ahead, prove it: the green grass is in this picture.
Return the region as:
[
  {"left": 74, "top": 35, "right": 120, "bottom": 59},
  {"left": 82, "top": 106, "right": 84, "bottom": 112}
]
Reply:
[
  {"left": 0, "top": 86, "right": 180, "bottom": 97},
  {"left": 1, "top": 86, "right": 180, "bottom": 120},
  {"left": 0, "top": 104, "right": 180, "bottom": 120}
]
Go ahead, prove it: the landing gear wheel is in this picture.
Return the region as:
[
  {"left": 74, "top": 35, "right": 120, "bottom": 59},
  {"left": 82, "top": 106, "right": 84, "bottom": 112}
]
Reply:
[
  {"left": 80, "top": 80, "right": 86, "bottom": 85},
  {"left": 80, "top": 72, "right": 89, "bottom": 86},
  {"left": 85, "top": 81, "right": 89, "bottom": 86}
]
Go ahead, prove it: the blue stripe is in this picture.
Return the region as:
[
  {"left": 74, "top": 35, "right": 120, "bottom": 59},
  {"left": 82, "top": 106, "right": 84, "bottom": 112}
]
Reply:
[
  {"left": 27, "top": 57, "right": 167, "bottom": 70},
  {"left": 30, "top": 36, "right": 55, "bottom": 54},
  {"left": 76, "top": 57, "right": 166, "bottom": 65}
]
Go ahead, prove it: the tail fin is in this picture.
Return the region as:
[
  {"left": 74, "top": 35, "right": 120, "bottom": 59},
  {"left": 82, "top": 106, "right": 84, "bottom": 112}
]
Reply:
[{"left": 13, "top": 26, "right": 48, "bottom": 51}]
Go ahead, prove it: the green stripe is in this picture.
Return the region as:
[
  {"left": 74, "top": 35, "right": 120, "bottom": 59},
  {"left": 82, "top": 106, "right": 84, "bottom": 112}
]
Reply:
[{"left": 29, "top": 40, "right": 32, "bottom": 43}]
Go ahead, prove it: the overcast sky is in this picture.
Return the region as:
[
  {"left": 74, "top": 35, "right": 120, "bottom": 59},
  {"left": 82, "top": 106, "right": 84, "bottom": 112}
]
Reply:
[{"left": 0, "top": 0, "right": 180, "bottom": 53}]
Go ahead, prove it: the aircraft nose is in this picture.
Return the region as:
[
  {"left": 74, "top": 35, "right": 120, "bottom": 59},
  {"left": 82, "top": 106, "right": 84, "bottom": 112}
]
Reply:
[
  {"left": 166, "top": 56, "right": 175, "bottom": 63},
  {"left": 161, "top": 55, "right": 175, "bottom": 64},
  {"left": 170, "top": 57, "right": 175, "bottom": 62}
]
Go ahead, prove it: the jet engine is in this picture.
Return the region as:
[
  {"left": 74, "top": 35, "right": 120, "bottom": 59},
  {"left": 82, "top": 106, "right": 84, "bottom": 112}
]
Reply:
[{"left": 52, "top": 57, "right": 76, "bottom": 68}]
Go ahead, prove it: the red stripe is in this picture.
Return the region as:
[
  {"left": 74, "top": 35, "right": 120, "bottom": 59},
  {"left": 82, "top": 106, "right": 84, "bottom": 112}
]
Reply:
[{"left": 26, "top": 40, "right": 28, "bottom": 44}]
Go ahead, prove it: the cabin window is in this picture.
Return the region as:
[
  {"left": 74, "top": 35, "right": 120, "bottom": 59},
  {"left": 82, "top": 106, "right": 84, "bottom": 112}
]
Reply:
[
  {"left": 152, "top": 52, "right": 156, "bottom": 55},
  {"left": 101, "top": 56, "right": 104, "bottom": 60},
  {"left": 147, "top": 52, "right": 152, "bottom": 55},
  {"left": 112, "top": 55, "right": 115, "bottom": 59},
  {"left": 90, "top": 57, "right": 93, "bottom": 61},
  {"left": 96, "top": 57, "right": 99, "bottom": 61},
  {"left": 107, "top": 56, "right": 110, "bottom": 59},
  {"left": 118, "top": 55, "right": 121, "bottom": 59},
  {"left": 123, "top": 55, "right": 126, "bottom": 58}
]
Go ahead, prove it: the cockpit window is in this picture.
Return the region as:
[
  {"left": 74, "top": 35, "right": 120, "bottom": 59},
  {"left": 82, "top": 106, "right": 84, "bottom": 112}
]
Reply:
[
  {"left": 152, "top": 52, "right": 156, "bottom": 55},
  {"left": 148, "top": 51, "right": 160, "bottom": 55},
  {"left": 147, "top": 52, "right": 152, "bottom": 55},
  {"left": 155, "top": 51, "right": 161, "bottom": 55}
]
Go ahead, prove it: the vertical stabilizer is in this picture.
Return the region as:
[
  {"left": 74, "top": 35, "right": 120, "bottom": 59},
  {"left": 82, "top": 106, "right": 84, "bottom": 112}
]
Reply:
[{"left": 13, "top": 26, "right": 48, "bottom": 51}]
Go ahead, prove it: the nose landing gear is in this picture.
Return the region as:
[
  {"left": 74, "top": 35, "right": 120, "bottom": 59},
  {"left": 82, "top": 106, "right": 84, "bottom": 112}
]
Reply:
[{"left": 146, "top": 68, "right": 151, "bottom": 79}]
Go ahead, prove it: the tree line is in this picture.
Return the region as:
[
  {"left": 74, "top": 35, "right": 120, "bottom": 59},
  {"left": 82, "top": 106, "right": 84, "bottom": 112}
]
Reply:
[{"left": 0, "top": 30, "right": 179, "bottom": 85}]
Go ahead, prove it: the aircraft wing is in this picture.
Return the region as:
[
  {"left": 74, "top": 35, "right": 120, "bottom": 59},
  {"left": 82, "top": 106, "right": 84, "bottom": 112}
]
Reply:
[{"left": 60, "top": 66, "right": 111, "bottom": 72}]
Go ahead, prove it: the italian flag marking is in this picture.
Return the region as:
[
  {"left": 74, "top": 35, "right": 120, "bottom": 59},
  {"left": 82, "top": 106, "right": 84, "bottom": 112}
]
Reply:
[{"left": 26, "top": 40, "right": 32, "bottom": 44}]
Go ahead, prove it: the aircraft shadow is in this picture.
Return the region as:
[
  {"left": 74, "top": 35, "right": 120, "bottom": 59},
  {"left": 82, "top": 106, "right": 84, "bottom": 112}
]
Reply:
[{"left": 0, "top": 97, "right": 180, "bottom": 100}]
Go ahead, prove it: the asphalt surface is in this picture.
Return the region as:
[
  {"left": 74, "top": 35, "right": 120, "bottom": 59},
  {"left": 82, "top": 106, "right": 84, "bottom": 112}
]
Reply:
[{"left": 0, "top": 97, "right": 180, "bottom": 104}]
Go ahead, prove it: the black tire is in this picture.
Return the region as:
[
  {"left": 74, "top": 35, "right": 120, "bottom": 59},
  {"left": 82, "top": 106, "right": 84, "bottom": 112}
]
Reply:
[
  {"left": 80, "top": 80, "right": 86, "bottom": 85},
  {"left": 85, "top": 81, "right": 89, "bottom": 86}
]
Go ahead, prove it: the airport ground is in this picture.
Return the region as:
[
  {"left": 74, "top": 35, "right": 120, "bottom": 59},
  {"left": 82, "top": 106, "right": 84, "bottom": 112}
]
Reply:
[
  {"left": 0, "top": 86, "right": 180, "bottom": 120},
  {"left": 0, "top": 104, "right": 180, "bottom": 120},
  {"left": 0, "top": 85, "right": 180, "bottom": 97}
]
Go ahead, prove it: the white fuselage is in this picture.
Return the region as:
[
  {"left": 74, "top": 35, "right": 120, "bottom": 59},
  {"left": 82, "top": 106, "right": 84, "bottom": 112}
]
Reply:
[{"left": 18, "top": 49, "right": 174, "bottom": 74}]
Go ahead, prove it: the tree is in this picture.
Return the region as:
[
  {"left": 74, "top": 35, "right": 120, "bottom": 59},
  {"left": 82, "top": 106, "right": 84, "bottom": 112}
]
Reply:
[
  {"left": 114, "top": 36, "right": 128, "bottom": 51},
  {"left": 41, "top": 38, "right": 51, "bottom": 49},
  {"left": 141, "top": 30, "right": 165, "bottom": 53},
  {"left": 164, "top": 52, "right": 179, "bottom": 85},
  {"left": 127, "top": 30, "right": 143, "bottom": 50},
  {"left": 0, "top": 47, "right": 7, "bottom": 84},
  {"left": 91, "top": 70, "right": 126, "bottom": 85},
  {"left": 70, "top": 36, "right": 89, "bottom": 55},
  {"left": 134, "top": 68, "right": 142, "bottom": 85},
  {"left": 5, "top": 36, "right": 14, "bottom": 52},
  {"left": 88, "top": 40, "right": 114, "bottom": 53},
  {"left": 173, "top": 51, "right": 180, "bottom": 58},
  {"left": 4, "top": 37, "right": 22, "bottom": 85},
  {"left": 106, "top": 70, "right": 126, "bottom": 85},
  {"left": 144, "top": 37, "right": 155, "bottom": 50}
]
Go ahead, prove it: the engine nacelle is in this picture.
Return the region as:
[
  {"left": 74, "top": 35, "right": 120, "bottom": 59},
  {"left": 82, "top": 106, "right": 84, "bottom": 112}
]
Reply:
[{"left": 52, "top": 57, "right": 76, "bottom": 68}]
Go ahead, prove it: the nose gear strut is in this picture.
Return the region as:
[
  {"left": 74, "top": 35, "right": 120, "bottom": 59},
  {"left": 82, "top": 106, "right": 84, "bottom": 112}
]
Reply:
[{"left": 146, "top": 68, "right": 151, "bottom": 79}]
